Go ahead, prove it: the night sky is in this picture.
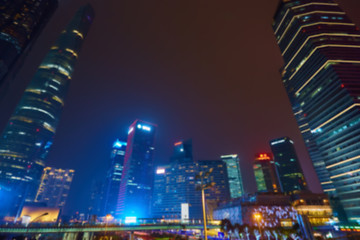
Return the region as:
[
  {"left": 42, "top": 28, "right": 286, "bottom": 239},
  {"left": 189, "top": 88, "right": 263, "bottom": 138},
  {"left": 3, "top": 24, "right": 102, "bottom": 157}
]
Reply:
[{"left": 1, "top": 0, "right": 360, "bottom": 214}]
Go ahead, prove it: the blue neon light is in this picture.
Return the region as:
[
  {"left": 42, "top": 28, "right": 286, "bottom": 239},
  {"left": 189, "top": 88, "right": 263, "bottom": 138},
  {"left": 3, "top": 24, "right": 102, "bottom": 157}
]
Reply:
[
  {"left": 136, "top": 123, "right": 151, "bottom": 131},
  {"left": 125, "top": 216, "right": 137, "bottom": 224},
  {"left": 113, "top": 139, "right": 127, "bottom": 148}
]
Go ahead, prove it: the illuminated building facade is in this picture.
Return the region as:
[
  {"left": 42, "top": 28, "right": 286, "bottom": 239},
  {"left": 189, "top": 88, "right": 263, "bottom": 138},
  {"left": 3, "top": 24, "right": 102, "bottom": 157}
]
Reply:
[
  {"left": 0, "top": 0, "right": 58, "bottom": 91},
  {"left": 213, "top": 193, "right": 298, "bottom": 227},
  {"left": 152, "top": 163, "right": 202, "bottom": 220},
  {"left": 152, "top": 142, "right": 230, "bottom": 220},
  {"left": 253, "top": 153, "right": 280, "bottom": 192},
  {"left": 0, "top": 5, "right": 94, "bottom": 216},
  {"left": 103, "top": 139, "right": 127, "bottom": 216},
  {"left": 291, "top": 192, "right": 332, "bottom": 226},
  {"left": 214, "top": 192, "right": 332, "bottom": 227},
  {"left": 152, "top": 141, "right": 201, "bottom": 220},
  {"left": 221, "top": 154, "right": 244, "bottom": 199},
  {"left": 116, "top": 120, "right": 157, "bottom": 219},
  {"left": 273, "top": 0, "right": 360, "bottom": 221},
  {"left": 20, "top": 206, "right": 60, "bottom": 223},
  {"left": 198, "top": 160, "right": 230, "bottom": 220},
  {"left": 270, "top": 137, "right": 307, "bottom": 193},
  {"left": 35, "top": 167, "right": 74, "bottom": 210}
]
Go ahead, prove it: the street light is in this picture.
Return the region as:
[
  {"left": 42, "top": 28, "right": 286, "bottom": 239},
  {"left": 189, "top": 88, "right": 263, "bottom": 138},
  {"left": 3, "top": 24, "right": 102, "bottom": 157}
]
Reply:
[
  {"left": 253, "top": 212, "right": 262, "bottom": 236},
  {"left": 196, "top": 168, "right": 215, "bottom": 240},
  {"left": 105, "top": 214, "right": 113, "bottom": 237}
]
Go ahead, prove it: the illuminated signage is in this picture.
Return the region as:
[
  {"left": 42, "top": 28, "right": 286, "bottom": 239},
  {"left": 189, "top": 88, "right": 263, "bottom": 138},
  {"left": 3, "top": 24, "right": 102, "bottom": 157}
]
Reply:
[
  {"left": 137, "top": 124, "right": 151, "bottom": 131},
  {"left": 174, "top": 141, "right": 182, "bottom": 146},
  {"left": 221, "top": 154, "right": 238, "bottom": 159},
  {"left": 156, "top": 168, "right": 165, "bottom": 174},
  {"left": 335, "top": 225, "right": 360, "bottom": 232},
  {"left": 270, "top": 139, "right": 285, "bottom": 145},
  {"left": 113, "top": 139, "right": 127, "bottom": 148},
  {"left": 142, "top": 125, "right": 151, "bottom": 131},
  {"left": 256, "top": 153, "right": 271, "bottom": 160},
  {"left": 125, "top": 216, "right": 137, "bottom": 224}
]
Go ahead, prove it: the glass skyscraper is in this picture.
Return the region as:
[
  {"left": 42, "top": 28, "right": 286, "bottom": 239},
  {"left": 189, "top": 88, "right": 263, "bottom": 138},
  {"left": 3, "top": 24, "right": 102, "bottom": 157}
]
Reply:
[
  {"left": 0, "top": 4, "right": 94, "bottom": 216},
  {"left": 0, "top": 0, "right": 58, "bottom": 93},
  {"left": 103, "top": 139, "right": 127, "bottom": 216},
  {"left": 152, "top": 141, "right": 230, "bottom": 220},
  {"left": 273, "top": 0, "right": 360, "bottom": 222},
  {"left": 253, "top": 153, "right": 280, "bottom": 192},
  {"left": 270, "top": 137, "right": 307, "bottom": 193},
  {"left": 35, "top": 167, "right": 74, "bottom": 210},
  {"left": 171, "top": 139, "right": 193, "bottom": 163},
  {"left": 152, "top": 163, "right": 202, "bottom": 220},
  {"left": 116, "top": 120, "right": 157, "bottom": 219},
  {"left": 221, "top": 154, "right": 244, "bottom": 198}
]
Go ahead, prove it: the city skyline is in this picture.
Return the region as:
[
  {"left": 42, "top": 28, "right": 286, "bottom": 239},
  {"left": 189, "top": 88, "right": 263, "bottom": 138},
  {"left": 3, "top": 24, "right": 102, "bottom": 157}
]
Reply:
[{"left": 1, "top": 0, "right": 360, "bottom": 214}]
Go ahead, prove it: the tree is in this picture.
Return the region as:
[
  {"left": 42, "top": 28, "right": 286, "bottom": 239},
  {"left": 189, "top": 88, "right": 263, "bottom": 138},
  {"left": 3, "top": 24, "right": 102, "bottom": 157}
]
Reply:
[{"left": 220, "top": 219, "right": 233, "bottom": 239}]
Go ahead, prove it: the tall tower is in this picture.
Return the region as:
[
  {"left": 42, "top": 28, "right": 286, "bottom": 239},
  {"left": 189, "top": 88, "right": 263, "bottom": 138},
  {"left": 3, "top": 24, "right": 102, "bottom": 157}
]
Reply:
[
  {"left": 152, "top": 163, "right": 202, "bottom": 220},
  {"left": 0, "top": 4, "right": 94, "bottom": 215},
  {"left": 0, "top": 0, "right": 58, "bottom": 93},
  {"left": 171, "top": 139, "right": 193, "bottom": 163},
  {"left": 273, "top": 0, "right": 360, "bottom": 221},
  {"left": 270, "top": 137, "right": 307, "bottom": 193},
  {"left": 116, "top": 120, "right": 157, "bottom": 219},
  {"left": 221, "top": 154, "right": 244, "bottom": 198},
  {"left": 152, "top": 140, "right": 202, "bottom": 220},
  {"left": 103, "top": 139, "right": 127, "bottom": 216},
  {"left": 253, "top": 153, "right": 280, "bottom": 192},
  {"left": 35, "top": 167, "right": 74, "bottom": 210}
]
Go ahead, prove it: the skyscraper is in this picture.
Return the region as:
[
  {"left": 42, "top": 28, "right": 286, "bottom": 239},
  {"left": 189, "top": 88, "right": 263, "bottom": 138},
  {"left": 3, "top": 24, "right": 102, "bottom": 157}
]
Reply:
[
  {"left": 35, "top": 167, "right": 74, "bottom": 210},
  {"left": 103, "top": 139, "right": 127, "bottom": 216},
  {"left": 152, "top": 140, "right": 201, "bottom": 220},
  {"left": 221, "top": 154, "right": 244, "bottom": 199},
  {"left": 0, "top": 4, "right": 94, "bottom": 216},
  {"left": 253, "top": 153, "right": 280, "bottom": 192},
  {"left": 152, "top": 141, "right": 230, "bottom": 220},
  {"left": 0, "top": 0, "right": 58, "bottom": 93},
  {"left": 270, "top": 137, "right": 307, "bottom": 193},
  {"left": 198, "top": 160, "right": 230, "bottom": 220},
  {"left": 152, "top": 163, "right": 202, "bottom": 220},
  {"left": 171, "top": 139, "right": 193, "bottom": 163},
  {"left": 273, "top": 0, "right": 360, "bottom": 221},
  {"left": 116, "top": 120, "right": 157, "bottom": 219}
]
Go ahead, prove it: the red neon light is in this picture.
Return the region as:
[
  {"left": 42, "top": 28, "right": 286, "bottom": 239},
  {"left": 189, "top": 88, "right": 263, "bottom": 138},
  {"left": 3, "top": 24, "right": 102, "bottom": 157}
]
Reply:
[
  {"left": 257, "top": 153, "right": 271, "bottom": 160},
  {"left": 174, "top": 141, "right": 182, "bottom": 146}
]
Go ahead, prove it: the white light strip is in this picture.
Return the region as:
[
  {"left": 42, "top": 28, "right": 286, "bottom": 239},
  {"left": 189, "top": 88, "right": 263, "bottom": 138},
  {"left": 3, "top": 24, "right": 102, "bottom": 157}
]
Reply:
[
  {"left": 278, "top": 11, "right": 346, "bottom": 44},
  {"left": 21, "top": 106, "right": 55, "bottom": 119},
  {"left": 324, "top": 188, "right": 336, "bottom": 192},
  {"left": 283, "top": 32, "right": 360, "bottom": 62},
  {"left": 321, "top": 181, "right": 333, "bottom": 185},
  {"left": 274, "top": 2, "right": 339, "bottom": 35},
  {"left": 312, "top": 103, "right": 360, "bottom": 132},
  {"left": 301, "top": 128, "right": 311, "bottom": 133},
  {"left": 295, "top": 60, "right": 360, "bottom": 95},
  {"left": 327, "top": 155, "right": 360, "bottom": 169},
  {"left": 330, "top": 169, "right": 360, "bottom": 179}
]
